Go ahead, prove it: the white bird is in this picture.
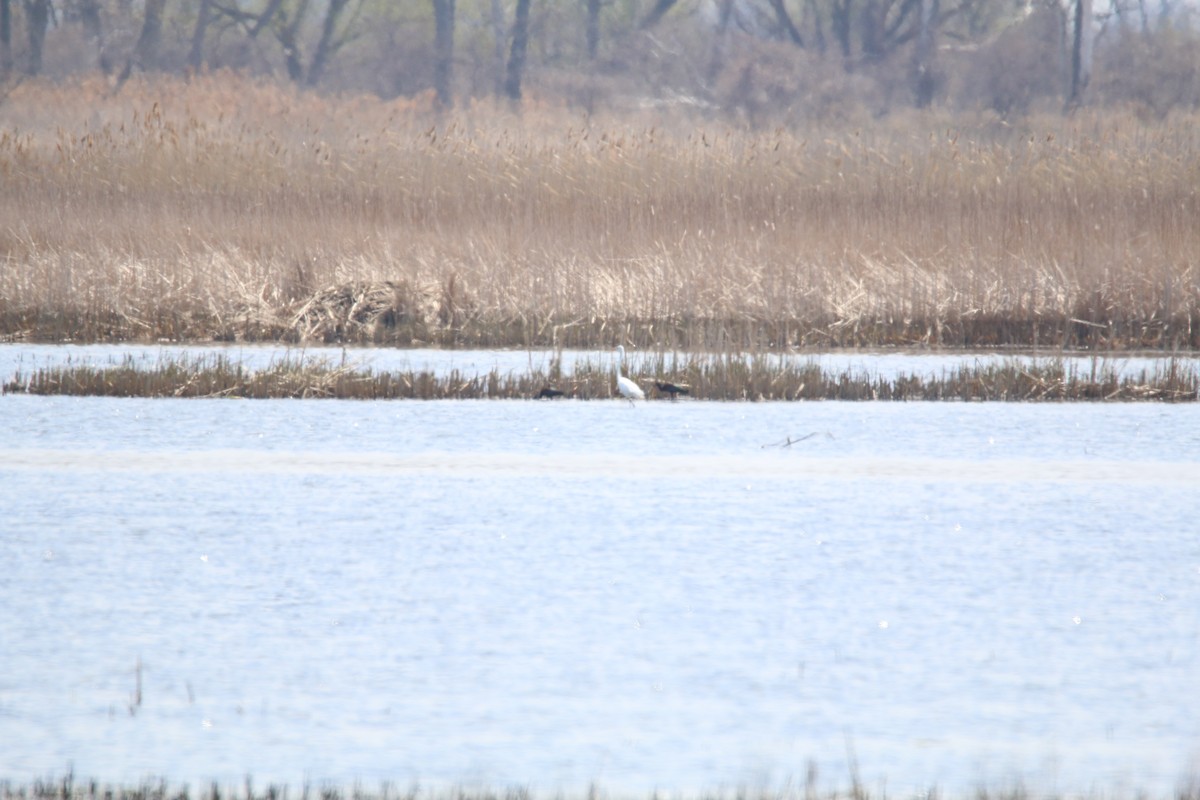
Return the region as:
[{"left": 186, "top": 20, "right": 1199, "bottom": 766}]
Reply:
[{"left": 615, "top": 345, "right": 645, "bottom": 404}]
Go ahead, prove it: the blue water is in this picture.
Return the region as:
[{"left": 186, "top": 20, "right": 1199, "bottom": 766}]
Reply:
[{"left": 2, "top": 369, "right": 1199, "bottom": 796}]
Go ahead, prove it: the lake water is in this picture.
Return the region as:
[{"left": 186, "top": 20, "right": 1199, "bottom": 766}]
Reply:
[{"left": 2, "top": 347, "right": 1199, "bottom": 797}]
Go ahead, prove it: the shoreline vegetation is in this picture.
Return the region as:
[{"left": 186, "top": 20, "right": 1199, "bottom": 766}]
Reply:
[
  {"left": 3, "top": 352, "right": 1197, "bottom": 401},
  {"left": 2, "top": 75, "right": 1199, "bottom": 353},
  {"left": 2, "top": 777, "right": 1199, "bottom": 800}
]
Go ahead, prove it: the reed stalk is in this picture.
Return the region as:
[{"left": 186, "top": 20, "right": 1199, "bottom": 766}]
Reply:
[{"left": 3, "top": 352, "right": 1196, "bottom": 401}]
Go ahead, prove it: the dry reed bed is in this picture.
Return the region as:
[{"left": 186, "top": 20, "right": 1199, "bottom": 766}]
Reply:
[
  {"left": 2, "top": 75, "right": 1199, "bottom": 349},
  {"left": 3, "top": 352, "right": 1196, "bottom": 401}
]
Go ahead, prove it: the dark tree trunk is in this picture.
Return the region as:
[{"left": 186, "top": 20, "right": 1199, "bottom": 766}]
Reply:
[
  {"left": 768, "top": 0, "right": 805, "bottom": 46},
  {"left": 78, "top": 0, "right": 112, "bottom": 73},
  {"left": 206, "top": 0, "right": 280, "bottom": 43},
  {"left": 0, "top": 0, "right": 12, "bottom": 76},
  {"left": 24, "top": 0, "right": 50, "bottom": 75},
  {"left": 280, "top": 31, "right": 303, "bottom": 83},
  {"left": 639, "top": 0, "right": 677, "bottom": 29},
  {"left": 858, "top": 0, "right": 884, "bottom": 61},
  {"left": 806, "top": 0, "right": 828, "bottom": 54},
  {"left": 117, "top": 0, "right": 166, "bottom": 84},
  {"left": 490, "top": 0, "right": 505, "bottom": 93},
  {"left": 250, "top": 0, "right": 286, "bottom": 39},
  {"left": 912, "top": 0, "right": 936, "bottom": 106},
  {"left": 1067, "top": 0, "right": 1092, "bottom": 110},
  {"left": 831, "top": 0, "right": 854, "bottom": 62},
  {"left": 504, "top": 0, "right": 531, "bottom": 101},
  {"left": 273, "top": 0, "right": 308, "bottom": 84},
  {"left": 586, "top": 0, "right": 600, "bottom": 60},
  {"left": 188, "top": 0, "right": 213, "bottom": 71},
  {"left": 306, "top": 0, "right": 349, "bottom": 86},
  {"left": 432, "top": 0, "right": 455, "bottom": 108},
  {"left": 137, "top": 0, "right": 166, "bottom": 66},
  {"left": 706, "top": 0, "right": 734, "bottom": 84}
]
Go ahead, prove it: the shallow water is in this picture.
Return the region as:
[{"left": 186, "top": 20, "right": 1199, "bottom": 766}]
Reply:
[{"left": 2, "top": 378, "right": 1199, "bottom": 796}]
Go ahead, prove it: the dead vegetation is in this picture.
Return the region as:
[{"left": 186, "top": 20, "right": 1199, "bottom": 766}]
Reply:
[
  {"left": 2, "top": 772, "right": 1198, "bottom": 800},
  {"left": 1, "top": 74, "right": 1199, "bottom": 351},
  {"left": 3, "top": 351, "right": 1196, "bottom": 401}
]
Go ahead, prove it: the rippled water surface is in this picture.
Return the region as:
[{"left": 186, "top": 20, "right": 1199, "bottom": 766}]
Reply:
[{"left": 2, "top": 352, "right": 1199, "bottom": 796}]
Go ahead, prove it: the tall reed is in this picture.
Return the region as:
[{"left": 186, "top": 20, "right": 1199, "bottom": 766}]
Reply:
[
  {"left": 2, "top": 74, "right": 1198, "bottom": 349},
  {"left": 4, "top": 351, "right": 1196, "bottom": 401}
]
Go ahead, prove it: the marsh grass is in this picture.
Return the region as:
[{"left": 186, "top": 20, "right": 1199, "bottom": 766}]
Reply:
[
  {"left": 1, "top": 75, "right": 1199, "bottom": 350},
  {"left": 3, "top": 776, "right": 1198, "bottom": 800},
  {"left": 4, "top": 351, "right": 1196, "bottom": 401}
]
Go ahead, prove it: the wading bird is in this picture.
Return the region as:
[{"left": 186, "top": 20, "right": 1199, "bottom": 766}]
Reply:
[
  {"left": 615, "top": 345, "right": 645, "bottom": 405},
  {"left": 654, "top": 380, "right": 691, "bottom": 400}
]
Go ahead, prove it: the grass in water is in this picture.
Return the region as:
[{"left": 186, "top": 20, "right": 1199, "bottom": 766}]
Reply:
[
  {"left": 3, "top": 352, "right": 1196, "bottom": 401},
  {"left": 2, "top": 776, "right": 1198, "bottom": 800}
]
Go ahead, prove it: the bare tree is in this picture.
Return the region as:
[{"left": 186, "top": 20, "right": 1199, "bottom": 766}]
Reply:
[
  {"left": 248, "top": 0, "right": 286, "bottom": 39},
  {"left": 23, "top": 0, "right": 51, "bottom": 75},
  {"left": 1067, "top": 0, "right": 1092, "bottom": 108},
  {"left": 0, "top": 0, "right": 12, "bottom": 76},
  {"left": 75, "top": 0, "right": 112, "bottom": 73},
  {"left": 913, "top": 0, "right": 937, "bottom": 105},
  {"left": 504, "top": 0, "right": 532, "bottom": 101},
  {"left": 206, "top": 0, "right": 356, "bottom": 86},
  {"left": 707, "top": 0, "right": 734, "bottom": 82},
  {"left": 830, "top": 0, "right": 854, "bottom": 60},
  {"left": 639, "top": 0, "right": 678, "bottom": 29},
  {"left": 210, "top": 0, "right": 285, "bottom": 41},
  {"left": 490, "top": 0, "right": 506, "bottom": 91},
  {"left": 432, "top": 0, "right": 455, "bottom": 108},
  {"left": 272, "top": 0, "right": 307, "bottom": 82},
  {"left": 585, "top": 0, "right": 601, "bottom": 59},
  {"left": 768, "top": 0, "right": 805, "bottom": 45},
  {"left": 305, "top": 0, "right": 350, "bottom": 86},
  {"left": 806, "top": 0, "right": 828, "bottom": 53},
  {"left": 117, "top": 0, "right": 166, "bottom": 86},
  {"left": 188, "top": 0, "right": 214, "bottom": 71},
  {"left": 861, "top": 0, "right": 924, "bottom": 62}
]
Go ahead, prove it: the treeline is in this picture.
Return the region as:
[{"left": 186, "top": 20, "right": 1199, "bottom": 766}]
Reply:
[{"left": 0, "top": 0, "right": 1198, "bottom": 122}]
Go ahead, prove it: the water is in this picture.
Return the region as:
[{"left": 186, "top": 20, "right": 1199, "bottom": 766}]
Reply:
[{"left": 2, "top": 355, "right": 1199, "bottom": 796}]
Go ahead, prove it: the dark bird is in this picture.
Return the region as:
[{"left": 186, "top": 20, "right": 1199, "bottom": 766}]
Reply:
[
  {"left": 536, "top": 386, "right": 565, "bottom": 399},
  {"left": 654, "top": 380, "right": 691, "bottom": 400}
]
